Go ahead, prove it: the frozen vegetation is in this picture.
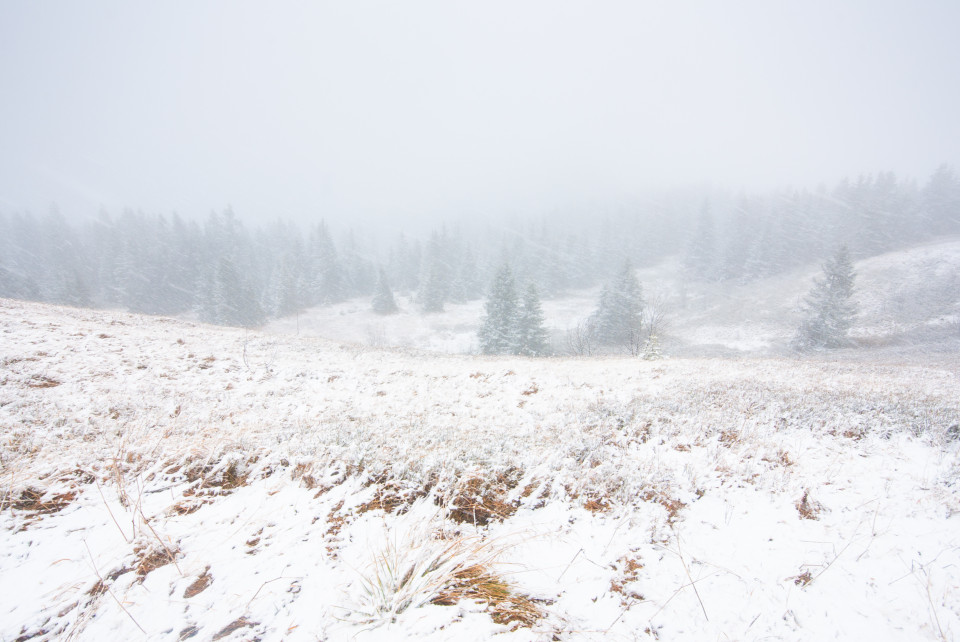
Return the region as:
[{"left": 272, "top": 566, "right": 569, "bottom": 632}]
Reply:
[{"left": 1, "top": 296, "right": 958, "bottom": 641}]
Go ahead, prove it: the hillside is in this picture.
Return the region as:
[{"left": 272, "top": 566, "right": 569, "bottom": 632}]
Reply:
[
  {"left": 1, "top": 298, "right": 959, "bottom": 641},
  {"left": 264, "top": 239, "right": 960, "bottom": 358}
]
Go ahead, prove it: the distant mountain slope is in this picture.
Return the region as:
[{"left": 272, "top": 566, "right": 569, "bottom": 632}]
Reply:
[{"left": 853, "top": 236, "right": 960, "bottom": 342}]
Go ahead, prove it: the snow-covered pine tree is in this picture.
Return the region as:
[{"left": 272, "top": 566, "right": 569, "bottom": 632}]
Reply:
[
  {"left": 371, "top": 268, "right": 399, "bottom": 315},
  {"left": 793, "top": 245, "right": 857, "bottom": 350},
  {"left": 419, "top": 262, "right": 447, "bottom": 313},
  {"left": 590, "top": 260, "right": 644, "bottom": 348},
  {"left": 516, "top": 283, "right": 550, "bottom": 356},
  {"left": 641, "top": 333, "right": 662, "bottom": 360},
  {"left": 478, "top": 263, "right": 519, "bottom": 354},
  {"left": 418, "top": 230, "right": 452, "bottom": 313},
  {"left": 308, "top": 221, "right": 344, "bottom": 306},
  {"left": 211, "top": 256, "right": 266, "bottom": 327},
  {"left": 269, "top": 252, "right": 306, "bottom": 317},
  {"left": 448, "top": 249, "right": 482, "bottom": 304}
]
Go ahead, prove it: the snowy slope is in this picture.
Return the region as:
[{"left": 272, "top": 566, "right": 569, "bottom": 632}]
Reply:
[
  {"left": 264, "top": 239, "right": 960, "bottom": 357},
  {"left": 1, "top": 298, "right": 959, "bottom": 641}
]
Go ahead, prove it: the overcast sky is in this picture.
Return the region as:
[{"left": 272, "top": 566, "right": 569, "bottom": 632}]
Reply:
[{"left": 1, "top": 1, "right": 958, "bottom": 226}]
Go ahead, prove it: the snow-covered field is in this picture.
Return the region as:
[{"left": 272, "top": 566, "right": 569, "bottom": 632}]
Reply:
[{"left": 2, "top": 297, "right": 959, "bottom": 641}]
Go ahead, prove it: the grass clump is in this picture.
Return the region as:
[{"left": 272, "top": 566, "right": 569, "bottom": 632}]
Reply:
[{"left": 347, "top": 531, "right": 541, "bottom": 630}]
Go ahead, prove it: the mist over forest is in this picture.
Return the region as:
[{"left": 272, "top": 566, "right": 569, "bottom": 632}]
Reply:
[
  {"left": 3, "top": 1, "right": 959, "bottom": 356},
  {"left": 2, "top": 165, "right": 958, "bottom": 356},
  {"left": 3, "top": 4, "right": 960, "bottom": 641}
]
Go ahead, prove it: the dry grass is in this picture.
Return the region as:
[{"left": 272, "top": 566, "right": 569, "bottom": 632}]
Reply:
[
  {"left": 641, "top": 489, "right": 686, "bottom": 524},
  {"left": 792, "top": 570, "right": 814, "bottom": 587},
  {"left": 183, "top": 568, "right": 212, "bottom": 598},
  {"left": 211, "top": 617, "right": 255, "bottom": 640},
  {"left": 796, "top": 489, "right": 822, "bottom": 520},
  {"left": 718, "top": 430, "right": 740, "bottom": 447},
  {"left": 358, "top": 481, "right": 432, "bottom": 516},
  {"left": 6, "top": 487, "right": 77, "bottom": 515},
  {"left": 432, "top": 564, "right": 542, "bottom": 629},
  {"left": 350, "top": 531, "right": 542, "bottom": 629},
  {"left": 609, "top": 552, "right": 645, "bottom": 605},
  {"left": 583, "top": 496, "right": 612, "bottom": 512},
  {"left": 134, "top": 542, "right": 180, "bottom": 580},
  {"left": 325, "top": 500, "right": 350, "bottom": 559},
  {"left": 441, "top": 470, "right": 523, "bottom": 526},
  {"left": 27, "top": 374, "right": 61, "bottom": 388}
]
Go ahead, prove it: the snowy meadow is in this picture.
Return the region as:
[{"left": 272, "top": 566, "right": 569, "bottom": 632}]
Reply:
[
  {"left": 4, "top": 2, "right": 960, "bottom": 640},
  {"left": 2, "top": 297, "right": 958, "bottom": 641}
]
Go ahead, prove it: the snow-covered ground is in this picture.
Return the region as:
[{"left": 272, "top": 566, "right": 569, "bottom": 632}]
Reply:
[
  {"left": 264, "top": 240, "right": 960, "bottom": 358},
  {"left": 2, "top": 297, "right": 959, "bottom": 641}
]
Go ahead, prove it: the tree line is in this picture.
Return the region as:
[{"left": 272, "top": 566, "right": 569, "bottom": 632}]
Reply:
[{"left": 1, "top": 165, "right": 957, "bottom": 334}]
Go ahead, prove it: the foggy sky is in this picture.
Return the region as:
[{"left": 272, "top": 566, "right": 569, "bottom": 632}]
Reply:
[{"left": 1, "top": 1, "right": 959, "bottom": 226}]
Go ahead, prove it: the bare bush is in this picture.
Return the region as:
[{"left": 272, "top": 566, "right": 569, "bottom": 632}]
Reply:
[{"left": 565, "top": 320, "right": 596, "bottom": 356}]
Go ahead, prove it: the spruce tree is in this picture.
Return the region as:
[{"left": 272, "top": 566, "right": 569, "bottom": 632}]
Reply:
[
  {"left": 419, "top": 262, "right": 447, "bottom": 313},
  {"left": 308, "top": 221, "right": 344, "bottom": 305},
  {"left": 516, "top": 283, "right": 550, "bottom": 356},
  {"left": 793, "top": 245, "right": 857, "bottom": 350},
  {"left": 371, "top": 268, "right": 399, "bottom": 315},
  {"left": 478, "top": 263, "right": 519, "bottom": 354},
  {"left": 590, "top": 260, "right": 644, "bottom": 348}
]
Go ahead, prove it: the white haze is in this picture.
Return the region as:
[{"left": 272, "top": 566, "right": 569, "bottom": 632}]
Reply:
[{"left": 1, "top": 1, "right": 959, "bottom": 226}]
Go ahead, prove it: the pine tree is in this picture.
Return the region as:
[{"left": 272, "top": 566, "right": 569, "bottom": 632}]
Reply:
[
  {"left": 922, "top": 164, "right": 960, "bottom": 236},
  {"left": 270, "top": 253, "right": 306, "bottom": 317},
  {"left": 478, "top": 263, "right": 519, "bottom": 355},
  {"left": 448, "top": 249, "right": 482, "bottom": 304},
  {"left": 371, "top": 268, "right": 399, "bottom": 315},
  {"left": 793, "top": 245, "right": 857, "bottom": 350},
  {"left": 590, "top": 261, "right": 644, "bottom": 348},
  {"left": 308, "top": 221, "right": 344, "bottom": 305},
  {"left": 516, "top": 283, "right": 550, "bottom": 356},
  {"left": 419, "top": 262, "right": 447, "bottom": 313},
  {"left": 205, "top": 256, "right": 265, "bottom": 327},
  {"left": 641, "top": 333, "right": 662, "bottom": 360},
  {"left": 418, "top": 230, "right": 451, "bottom": 313}
]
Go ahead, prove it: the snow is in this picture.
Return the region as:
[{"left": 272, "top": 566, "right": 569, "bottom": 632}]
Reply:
[
  {"left": 263, "top": 239, "right": 960, "bottom": 358},
  {"left": 1, "top": 297, "right": 959, "bottom": 641}
]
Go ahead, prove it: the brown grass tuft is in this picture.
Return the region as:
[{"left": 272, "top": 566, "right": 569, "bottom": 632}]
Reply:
[
  {"left": 27, "top": 375, "right": 61, "bottom": 388},
  {"left": 584, "top": 496, "right": 612, "bottom": 512},
  {"left": 325, "top": 500, "right": 350, "bottom": 559},
  {"left": 432, "top": 564, "right": 542, "bottom": 629},
  {"left": 641, "top": 490, "right": 686, "bottom": 524},
  {"left": 442, "top": 470, "right": 522, "bottom": 526},
  {"left": 134, "top": 542, "right": 180, "bottom": 580},
  {"left": 358, "top": 481, "right": 431, "bottom": 515},
  {"left": 718, "top": 430, "right": 739, "bottom": 447},
  {"left": 184, "top": 568, "right": 212, "bottom": 598},
  {"left": 609, "top": 552, "right": 645, "bottom": 605},
  {"left": 796, "top": 489, "right": 822, "bottom": 520},
  {"left": 215, "top": 461, "right": 247, "bottom": 490},
  {"left": 7, "top": 487, "right": 77, "bottom": 515},
  {"left": 792, "top": 570, "right": 814, "bottom": 587},
  {"left": 212, "top": 617, "right": 255, "bottom": 640}
]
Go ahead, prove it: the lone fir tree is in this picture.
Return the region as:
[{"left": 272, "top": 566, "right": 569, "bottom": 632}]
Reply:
[
  {"left": 516, "top": 283, "right": 550, "bottom": 356},
  {"left": 793, "top": 245, "right": 857, "bottom": 350},
  {"left": 371, "top": 268, "right": 399, "bottom": 315},
  {"left": 590, "top": 260, "right": 644, "bottom": 348},
  {"left": 478, "top": 263, "right": 519, "bottom": 354}
]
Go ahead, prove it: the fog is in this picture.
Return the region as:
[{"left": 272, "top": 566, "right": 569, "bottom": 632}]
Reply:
[{"left": 2, "top": 1, "right": 959, "bottom": 226}]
